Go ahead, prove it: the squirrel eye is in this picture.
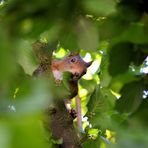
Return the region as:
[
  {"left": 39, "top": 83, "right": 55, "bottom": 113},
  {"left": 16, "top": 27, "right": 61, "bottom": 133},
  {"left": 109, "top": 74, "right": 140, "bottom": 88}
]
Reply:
[{"left": 70, "top": 57, "right": 77, "bottom": 63}]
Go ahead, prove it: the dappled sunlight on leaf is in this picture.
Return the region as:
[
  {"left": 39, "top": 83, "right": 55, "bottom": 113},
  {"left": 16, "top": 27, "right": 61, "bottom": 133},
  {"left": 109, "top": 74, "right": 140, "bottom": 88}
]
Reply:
[
  {"left": 110, "top": 90, "right": 121, "bottom": 99},
  {"left": 105, "top": 129, "right": 116, "bottom": 144},
  {"left": 78, "top": 88, "right": 88, "bottom": 98},
  {"left": 53, "top": 47, "right": 67, "bottom": 59},
  {"left": 88, "top": 128, "right": 99, "bottom": 139}
]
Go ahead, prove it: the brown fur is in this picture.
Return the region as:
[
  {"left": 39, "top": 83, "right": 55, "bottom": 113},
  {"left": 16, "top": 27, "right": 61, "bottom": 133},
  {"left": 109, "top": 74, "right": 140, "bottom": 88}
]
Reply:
[{"left": 51, "top": 53, "right": 93, "bottom": 81}]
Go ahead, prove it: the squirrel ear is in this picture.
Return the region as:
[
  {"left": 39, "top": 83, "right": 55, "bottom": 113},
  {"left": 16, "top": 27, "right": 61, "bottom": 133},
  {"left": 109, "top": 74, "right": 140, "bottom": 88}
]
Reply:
[{"left": 85, "top": 61, "right": 93, "bottom": 68}]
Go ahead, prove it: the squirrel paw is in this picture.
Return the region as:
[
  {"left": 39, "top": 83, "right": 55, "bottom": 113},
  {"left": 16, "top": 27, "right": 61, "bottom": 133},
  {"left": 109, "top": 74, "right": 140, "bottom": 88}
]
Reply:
[{"left": 69, "top": 109, "right": 77, "bottom": 119}]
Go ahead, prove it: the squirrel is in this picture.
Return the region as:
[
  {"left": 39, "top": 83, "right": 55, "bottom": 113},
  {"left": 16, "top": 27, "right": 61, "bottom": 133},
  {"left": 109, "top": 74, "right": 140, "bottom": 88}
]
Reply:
[
  {"left": 51, "top": 52, "right": 92, "bottom": 83},
  {"left": 51, "top": 52, "right": 92, "bottom": 125},
  {"left": 33, "top": 51, "right": 92, "bottom": 129},
  {"left": 51, "top": 52, "right": 92, "bottom": 99},
  {"left": 32, "top": 41, "right": 92, "bottom": 144}
]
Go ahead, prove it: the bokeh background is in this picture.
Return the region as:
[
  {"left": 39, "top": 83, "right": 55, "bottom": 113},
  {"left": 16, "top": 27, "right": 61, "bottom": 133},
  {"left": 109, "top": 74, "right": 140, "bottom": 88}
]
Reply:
[{"left": 0, "top": 0, "right": 148, "bottom": 148}]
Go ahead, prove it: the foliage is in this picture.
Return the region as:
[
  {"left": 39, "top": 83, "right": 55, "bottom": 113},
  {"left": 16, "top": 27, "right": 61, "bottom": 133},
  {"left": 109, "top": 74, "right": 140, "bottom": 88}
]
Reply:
[{"left": 0, "top": 0, "right": 148, "bottom": 148}]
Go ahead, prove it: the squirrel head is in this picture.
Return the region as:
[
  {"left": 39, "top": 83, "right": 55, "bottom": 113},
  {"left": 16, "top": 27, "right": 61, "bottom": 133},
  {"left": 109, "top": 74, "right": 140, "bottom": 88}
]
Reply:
[
  {"left": 51, "top": 52, "right": 93, "bottom": 81},
  {"left": 63, "top": 52, "right": 93, "bottom": 80}
]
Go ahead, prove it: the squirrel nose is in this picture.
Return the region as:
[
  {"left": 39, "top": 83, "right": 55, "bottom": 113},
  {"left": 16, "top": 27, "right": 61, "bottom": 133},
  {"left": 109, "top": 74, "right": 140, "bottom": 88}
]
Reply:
[
  {"left": 72, "top": 70, "right": 87, "bottom": 80},
  {"left": 74, "top": 72, "right": 80, "bottom": 78}
]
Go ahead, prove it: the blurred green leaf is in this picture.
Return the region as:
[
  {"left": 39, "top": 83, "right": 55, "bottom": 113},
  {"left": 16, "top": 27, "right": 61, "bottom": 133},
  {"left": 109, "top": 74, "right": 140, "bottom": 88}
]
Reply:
[
  {"left": 0, "top": 116, "right": 51, "bottom": 148},
  {"left": 76, "top": 18, "right": 99, "bottom": 51},
  {"left": 117, "top": 0, "right": 142, "bottom": 22},
  {"left": 109, "top": 71, "right": 138, "bottom": 92},
  {"left": 0, "top": 25, "right": 17, "bottom": 84},
  {"left": 3, "top": 0, "right": 81, "bottom": 39},
  {"left": 130, "top": 97, "right": 148, "bottom": 128},
  {"left": 109, "top": 42, "right": 134, "bottom": 76},
  {"left": 17, "top": 39, "right": 37, "bottom": 75},
  {"left": 60, "top": 27, "right": 79, "bottom": 50},
  {"left": 99, "top": 15, "right": 129, "bottom": 40},
  {"left": 120, "top": 22, "right": 148, "bottom": 44},
  {"left": 15, "top": 78, "right": 52, "bottom": 115},
  {"left": 19, "top": 18, "right": 51, "bottom": 38},
  {"left": 83, "top": 0, "right": 116, "bottom": 16},
  {"left": 116, "top": 80, "right": 144, "bottom": 113},
  {"left": 131, "top": 44, "right": 148, "bottom": 66},
  {"left": 110, "top": 127, "right": 148, "bottom": 148}
]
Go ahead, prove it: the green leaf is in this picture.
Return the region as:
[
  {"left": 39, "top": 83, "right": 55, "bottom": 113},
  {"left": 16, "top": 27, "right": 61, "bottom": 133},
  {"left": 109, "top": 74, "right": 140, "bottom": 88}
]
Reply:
[
  {"left": 130, "top": 98, "right": 148, "bottom": 128},
  {"left": 0, "top": 25, "right": 17, "bottom": 84},
  {"left": 83, "top": 0, "right": 116, "bottom": 16},
  {"left": 112, "top": 127, "right": 148, "bottom": 148},
  {"left": 109, "top": 42, "right": 134, "bottom": 76},
  {"left": 17, "top": 39, "right": 37, "bottom": 75},
  {"left": 86, "top": 86, "right": 116, "bottom": 129},
  {"left": 60, "top": 27, "right": 79, "bottom": 50},
  {"left": 0, "top": 116, "right": 51, "bottom": 148},
  {"left": 115, "top": 80, "right": 144, "bottom": 113},
  {"left": 131, "top": 44, "right": 148, "bottom": 66},
  {"left": 19, "top": 18, "right": 51, "bottom": 38},
  {"left": 79, "top": 79, "right": 96, "bottom": 95},
  {"left": 120, "top": 22, "right": 148, "bottom": 44},
  {"left": 99, "top": 15, "right": 129, "bottom": 41},
  {"left": 76, "top": 18, "right": 99, "bottom": 51},
  {"left": 109, "top": 71, "right": 138, "bottom": 92},
  {"left": 117, "top": 1, "right": 142, "bottom": 22},
  {"left": 82, "top": 138, "right": 100, "bottom": 148},
  {"left": 99, "top": 52, "right": 112, "bottom": 87}
]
